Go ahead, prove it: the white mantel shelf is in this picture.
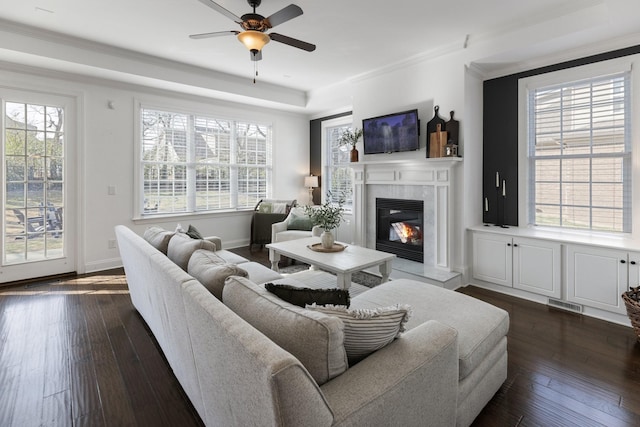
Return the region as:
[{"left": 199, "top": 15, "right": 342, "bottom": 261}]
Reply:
[
  {"left": 352, "top": 157, "right": 462, "bottom": 166},
  {"left": 350, "top": 158, "right": 461, "bottom": 272},
  {"left": 351, "top": 157, "right": 461, "bottom": 187}
]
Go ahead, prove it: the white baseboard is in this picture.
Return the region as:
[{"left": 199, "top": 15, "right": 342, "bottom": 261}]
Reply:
[{"left": 84, "top": 257, "right": 122, "bottom": 273}]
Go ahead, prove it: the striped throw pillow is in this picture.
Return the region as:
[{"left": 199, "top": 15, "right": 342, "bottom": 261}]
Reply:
[{"left": 306, "top": 304, "right": 412, "bottom": 365}]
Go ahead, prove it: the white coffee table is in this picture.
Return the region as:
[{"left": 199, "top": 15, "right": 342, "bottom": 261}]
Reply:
[{"left": 266, "top": 237, "right": 396, "bottom": 290}]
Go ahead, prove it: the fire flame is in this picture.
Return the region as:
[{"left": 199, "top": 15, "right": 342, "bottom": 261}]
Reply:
[{"left": 391, "top": 221, "right": 422, "bottom": 244}]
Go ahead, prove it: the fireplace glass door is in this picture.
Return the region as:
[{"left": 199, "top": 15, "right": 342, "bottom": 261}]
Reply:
[{"left": 376, "top": 198, "right": 424, "bottom": 262}]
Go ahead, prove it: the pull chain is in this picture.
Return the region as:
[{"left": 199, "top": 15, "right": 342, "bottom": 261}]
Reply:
[{"left": 253, "top": 61, "right": 258, "bottom": 84}]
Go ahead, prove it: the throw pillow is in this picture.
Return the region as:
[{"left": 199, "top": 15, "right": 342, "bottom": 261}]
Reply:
[
  {"left": 286, "top": 208, "right": 313, "bottom": 231},
  {"left": 272, "top": 202, "right": 288, "bottom": 214},
  {"left": 265, "top": 283, "right": 350, "bottom": 308},
  {"left": 258, "top": 202, "right": 273, "bottom": 213},
  {"left": 223, "top": 276, "right": 348, "bottom": 385},
  {"left": 167, "top": 233, "right": 216, "bottom": 271},
  {"left": 287, "top": 216, "right": 313, "bottom": 231},
  {"left": 188, "top": 248, "right": 226, "bottom": 266},
  {"left": 306, "top": 304, "right": 412, "bottom": 365},
  {"left": 188, "top": 256, "right": 248, "bottom": 300},
  {"left": 186, "top": 224, "right": 204, "bottom": 240},
  {"left": 142, "top": 226, "right": 174, "bottom": 255}
]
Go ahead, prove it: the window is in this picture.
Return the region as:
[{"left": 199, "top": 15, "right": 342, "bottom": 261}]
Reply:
[
  {"left": 140, "top": 107, "right": 271, "bottom": 216},
  {"left": 323, "top": 119, "right": 353, "bottom": 209},
  {"left": 4, "top": 102, "right": 65, "bottom": 263},
  {"left": 522, "top": 66, "right": 631, "bottom": 233}
]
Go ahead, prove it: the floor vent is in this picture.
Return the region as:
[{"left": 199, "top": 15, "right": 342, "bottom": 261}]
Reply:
[{"left": 547, "top": 298, "right": 583, "bottom": 313}]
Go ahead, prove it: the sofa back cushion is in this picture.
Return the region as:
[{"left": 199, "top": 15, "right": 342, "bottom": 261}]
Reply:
[
  {"left": 182, "top": 280, "right": 333, "bottom": 427},
  {"left": 223, "top": 276, "right": 348, "bottom": 385},
  {"left": 167, "top": 233, "right": 216, "bottom": 271},
  {"left": 188, "top": 249, "right": 248, "bottom": 300},
  {"left": 143, "top": 226, "right": 174, "bottom": 254}
]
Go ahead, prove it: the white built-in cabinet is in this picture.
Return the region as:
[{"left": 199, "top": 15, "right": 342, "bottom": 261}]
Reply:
[
  {"left": 472, "top": 233, "right": 512, "bottom": 287},
  {"left": 472, "top": 232, "right": 561, "bottom": 298},
  {"left": 566, "top": 244, "right": 640, "bottom": 314}
]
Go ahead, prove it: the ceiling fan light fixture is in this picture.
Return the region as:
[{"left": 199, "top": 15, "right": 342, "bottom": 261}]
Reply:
[{"left": 237, "top": 30, "right": 270, "bottom": 52}]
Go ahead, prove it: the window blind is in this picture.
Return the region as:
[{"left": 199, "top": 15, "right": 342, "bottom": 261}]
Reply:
[
  {"left": 141, "top": 108, "right": 271, "bottom": 215},
  {"left": 528, "top": 71, "right": 631, "bottom": 232},
  {"left": 327, "top": 125, "right": 353, "bottom": 208}
]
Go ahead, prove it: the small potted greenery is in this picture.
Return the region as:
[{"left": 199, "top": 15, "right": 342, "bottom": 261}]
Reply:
[
  {"left": 305, "top": 194, "right": 345, "bottom": 249},
  {"left": 338, "top": 127, "right": 363, "bottom": 162}
]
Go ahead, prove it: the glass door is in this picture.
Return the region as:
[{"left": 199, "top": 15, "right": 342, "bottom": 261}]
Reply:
[{"left": 2, "top": 92, "right": 75, "bottom": 282}]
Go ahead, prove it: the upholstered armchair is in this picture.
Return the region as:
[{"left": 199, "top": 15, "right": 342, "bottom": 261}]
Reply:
[
  {"left": 271, "top": 206, "right": 322, "bottom": 244},
  {"left": 250, "top": 199, "right": 296, "bottom": 250}
]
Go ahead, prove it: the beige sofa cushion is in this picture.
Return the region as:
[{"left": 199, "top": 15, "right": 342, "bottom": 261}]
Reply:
[
  {"left": 351, "top": 279, "right": 509, "bottom": 380},
  {"left": 167, "top": 233, "right": 216, "bottom": 271},
  {"left": 143, "top": 226, "right": 174, "bottom": 254},
  {"left": 188, "top": 248, "right": 226, "bottom": 266},
  {"left": 188, "top": 249, "right": 249, "bottom": 300},
  {"left": 223, "top": 276, "right": 348, "bottom": 385},
  {"left": 236, "top": 262, "right": 283, "bottom": 285}
]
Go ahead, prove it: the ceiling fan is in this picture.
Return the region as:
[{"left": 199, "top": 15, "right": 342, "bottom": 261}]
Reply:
[{"left": 190, "top": 0, "right": 316, "bottom": 62}]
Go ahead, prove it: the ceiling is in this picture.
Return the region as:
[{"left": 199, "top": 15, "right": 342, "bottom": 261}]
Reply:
[{"left": 1, "top": 0, "right": 640, "bottom": 111}]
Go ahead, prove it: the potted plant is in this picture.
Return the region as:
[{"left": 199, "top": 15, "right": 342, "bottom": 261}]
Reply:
[
  {"left": 305, "top": 194, "right": 345, "bottom": 249},
  {"left": 338, "top": 127, "right": 363, "bottom": 162}
]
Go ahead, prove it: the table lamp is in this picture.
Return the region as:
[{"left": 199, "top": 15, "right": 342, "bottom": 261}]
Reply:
[{"left": 304, "top": 175, "right": 319, "bottom": 205}]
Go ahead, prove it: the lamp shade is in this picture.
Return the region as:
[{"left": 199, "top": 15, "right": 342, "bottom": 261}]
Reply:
[
  {"left": 304, "top": 175, "right": 319, "bottom": 188},
  {"left": 237, "top": 30, "right": 271, "bottom": 52}
]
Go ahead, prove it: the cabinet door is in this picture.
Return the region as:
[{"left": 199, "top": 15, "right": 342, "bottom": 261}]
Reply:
[
  {"left": 567, "top": 245, "right": 627, "bottom": 314},
  {"left": 513, "top": 238, "right": 561, "bottom": 298},
  {"left": 472, "top": 233, "right": 512, "bottom": 287},
  {"left": 628, "top": 251, "right": 640, "bottom": 289}
]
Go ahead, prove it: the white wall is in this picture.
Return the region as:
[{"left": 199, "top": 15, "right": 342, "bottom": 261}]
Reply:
[
  {"left": 0, "top": 66, "right": 310, "bottom": 273},
  {"left": 340, "top": 50, "right": 476, "bottom": 273}
]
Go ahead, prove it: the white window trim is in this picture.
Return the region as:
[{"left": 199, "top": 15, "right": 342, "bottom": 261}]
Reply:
[{"left": 517, "top": 55, "right": 640, "bottom": 236}]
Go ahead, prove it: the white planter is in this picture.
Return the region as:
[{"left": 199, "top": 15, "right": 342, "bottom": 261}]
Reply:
[{"left": 320, "top": 230, "right": 335, "bottom": 249}]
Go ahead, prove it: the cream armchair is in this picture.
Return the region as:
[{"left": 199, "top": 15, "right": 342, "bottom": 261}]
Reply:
[{"left": 271, "top": 206, "right": 322, "bottom": 243}]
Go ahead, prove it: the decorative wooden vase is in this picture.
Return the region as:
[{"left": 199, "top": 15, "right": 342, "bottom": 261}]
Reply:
[
  {"left": 320, "top": 230, "right": 335, "bottom": 249},
  {"left": 350, "top": 147, "right": 359, "bottom": 162}
]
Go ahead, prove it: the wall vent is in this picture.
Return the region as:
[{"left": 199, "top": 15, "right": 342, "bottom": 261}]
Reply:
[{"left": 547, "top": 298, "right": 583, "bottom": 313}]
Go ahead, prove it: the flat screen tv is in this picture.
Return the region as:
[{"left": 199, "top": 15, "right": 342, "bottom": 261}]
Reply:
[{"left": 362, "top": 109, "right": 420, "bottom": 154}]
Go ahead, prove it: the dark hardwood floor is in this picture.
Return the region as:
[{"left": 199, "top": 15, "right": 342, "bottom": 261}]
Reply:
[{"left": 1, "top": 246, "right": 639, "bottom": 426}]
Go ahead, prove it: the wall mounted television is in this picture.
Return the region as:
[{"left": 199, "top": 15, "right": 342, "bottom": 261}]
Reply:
[{"left": 362, "top": 109, "right": 420, "bottom": 154}]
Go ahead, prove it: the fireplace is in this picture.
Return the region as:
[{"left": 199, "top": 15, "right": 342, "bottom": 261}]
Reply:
[{"left": 376, "top": 198, "right": 424, "bottom": 263}]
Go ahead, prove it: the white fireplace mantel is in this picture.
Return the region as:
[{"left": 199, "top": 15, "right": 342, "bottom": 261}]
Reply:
[{"left": 350, "top": 158, "right": 462, "bottom": 271}]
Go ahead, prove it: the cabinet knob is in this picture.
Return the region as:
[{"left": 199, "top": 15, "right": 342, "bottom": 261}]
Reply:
[
  {"left": 631, "top": 261, "right": 637, "bottom": 265},
  {"left": 507, "top": 243, "right": 511, "bottom": 247},
  {"left": 621, "top": 259, "right": 627, "bottom": 264},
  {"left": 513, "top": 243, "right": 518, "bottom": 247}
]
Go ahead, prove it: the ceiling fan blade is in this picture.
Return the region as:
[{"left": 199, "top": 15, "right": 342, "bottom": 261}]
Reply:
[
  {"left": 251, "top": 50, "right": 263, "bottom": 61},
  {"left": 265, "top": 4, "right": 303, "bottom": 28},
  {"left": 269, "top": 33, "right": 316, "bottom": 52},
  {"left": 189, "top": 30, "right": 239, "bottom": 39},
  {"left": 197, "top": 0, "right": 242, "bottom": 23}
]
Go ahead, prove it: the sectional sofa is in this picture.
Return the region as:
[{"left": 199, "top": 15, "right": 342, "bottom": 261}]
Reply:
[{"left": 115, "top": 224, "right": 508, "bottom": 426}]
